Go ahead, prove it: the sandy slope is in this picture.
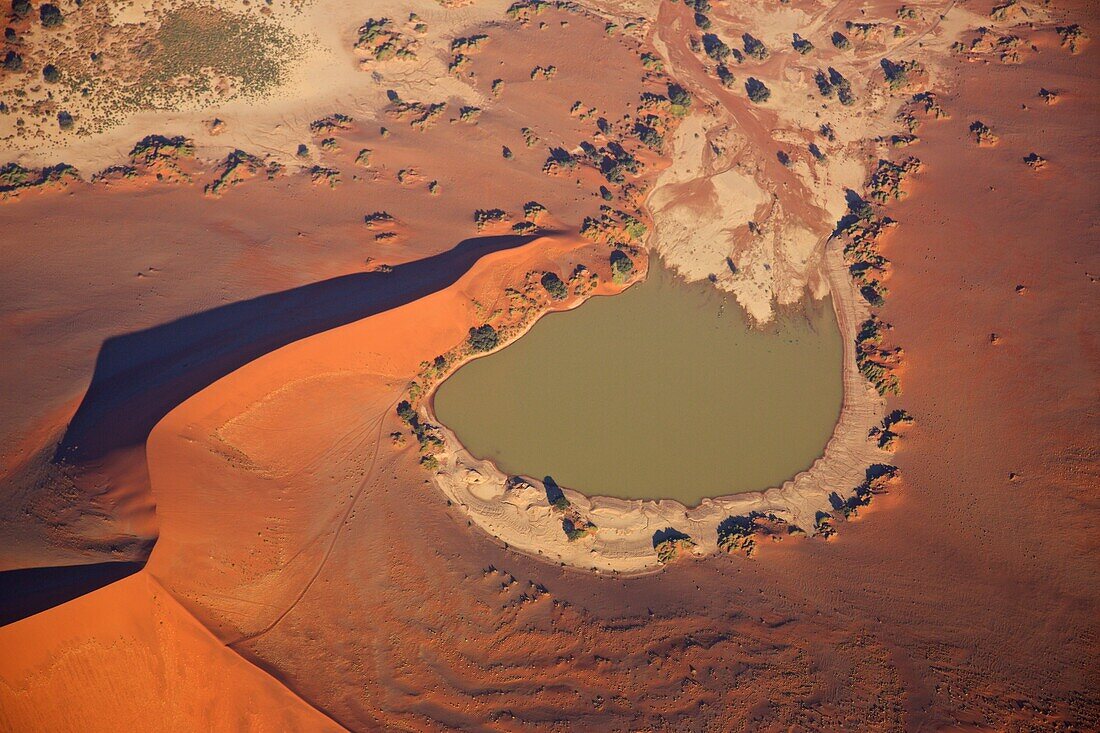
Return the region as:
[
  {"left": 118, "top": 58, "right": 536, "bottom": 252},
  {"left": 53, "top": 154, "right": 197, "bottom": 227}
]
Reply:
[
  {"left": 0, "top": 3, "right": 656, "bottom": 573},
  {"left": 134, "top": 16, "right": 1096, "bottom": 728},
  {"left": 0, "top": 571, "right": 341, "bottom": 732}
]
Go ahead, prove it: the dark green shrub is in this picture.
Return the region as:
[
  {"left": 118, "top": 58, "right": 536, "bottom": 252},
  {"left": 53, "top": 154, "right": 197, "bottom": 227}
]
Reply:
[
  {"left": 57, "top": 110, "right": 73, "bottom": 130},
  {"left": 634, "top": 122, "right": 662, "bottom": 150},
  {"left": 716, "top": 64, "right": 735, "bottom": 87},
  {"left": 745, "top": 77, "right": 770, "bottom": 103},
  {"left": 667, "top": 83, "right": 691, "bottom": 115},
  {"left": 467, "top": 324, "right": 499, "bottom": 352},
  {"left": 39, "top": 3, "right": 62, "bottom": 27},
  {"left": 702, "top": 33, "right": 730, "bottom": 61},
  {"left": 828, "top": 67, "right": 854, "bottom": 105},
  {"left": 742, "top": 33, "right": 768, "bottom": 60},
  {"left": 792, "top": 33, "right": 814, "bottom": 54},
  {"left": 541, "top": 271, "right": 568, "bottom": 300},
  {"left": 3, "top": 50, "right": 23, "bottom": 72},
  {"left": 42, "top": 64, "right": 59, "bottom": 83},
  {"left": 610, "top": 250, "right": 634, "bottom": 283},
  {"left": 831, "top": 31, "right": 850, "bottom": 50},
  {"left": 12, "top": 0, "right": 29, "bottom": 19},
  {"left": 396, "top": 400, "right": 417, "bottom": 424}
]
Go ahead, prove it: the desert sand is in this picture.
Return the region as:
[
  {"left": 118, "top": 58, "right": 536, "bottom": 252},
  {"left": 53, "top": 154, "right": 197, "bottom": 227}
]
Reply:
[{"left": 1, "top": 0, "right": 1097, "bottom": 730}]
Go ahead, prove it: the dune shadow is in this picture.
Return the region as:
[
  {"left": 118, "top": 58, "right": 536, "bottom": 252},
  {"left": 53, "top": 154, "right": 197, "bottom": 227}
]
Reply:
[
  {"left": 0, "top": 561, "right": 145, "bottom": 626},
  {"left": 55, "top": 233, "right": 542, "bottom": 464}
]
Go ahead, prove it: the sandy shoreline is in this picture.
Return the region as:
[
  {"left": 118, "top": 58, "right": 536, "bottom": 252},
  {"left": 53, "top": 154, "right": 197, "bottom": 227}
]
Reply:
[{"left": 424, "top": 236, "right": 888, "bottom": 573}]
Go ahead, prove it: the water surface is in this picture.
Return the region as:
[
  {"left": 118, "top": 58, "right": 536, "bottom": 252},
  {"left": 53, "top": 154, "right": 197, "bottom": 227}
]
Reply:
[{"left": 434, "top": 264, "right": 843, "bottom": 505}]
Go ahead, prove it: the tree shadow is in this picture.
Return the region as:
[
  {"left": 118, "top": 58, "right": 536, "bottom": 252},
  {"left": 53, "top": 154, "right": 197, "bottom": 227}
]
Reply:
[
  {"left": 0, "top": 561, "right": 144, "bottom": 626},
  {"left": 652, "top": 527, "right": 690, "bottom": 548},
  {"left": 55, "top": 233, "right": 544, "bottom": 464},
  {"left": 543, "top": 475, "right": 566, "bottom": 506},
  {"left": 717, "top": 514, "right": 756, "bottom": 537},
  {"left": 831, "top": 188, "right": 870, "bottom": 235}
]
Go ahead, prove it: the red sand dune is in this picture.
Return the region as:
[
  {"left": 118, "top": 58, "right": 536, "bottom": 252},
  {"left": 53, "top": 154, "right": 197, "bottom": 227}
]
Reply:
[{"left": 0, "top": 2, "right": 1097, "bottom": 731}]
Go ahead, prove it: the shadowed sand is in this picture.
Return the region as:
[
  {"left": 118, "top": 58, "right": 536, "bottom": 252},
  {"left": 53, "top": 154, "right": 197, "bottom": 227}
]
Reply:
[
  {"left": 1, "top": 235, "right": 540, "bottom": 625},
  {"left": 58, "top": 233, "right": 541, "bottom": 464}
]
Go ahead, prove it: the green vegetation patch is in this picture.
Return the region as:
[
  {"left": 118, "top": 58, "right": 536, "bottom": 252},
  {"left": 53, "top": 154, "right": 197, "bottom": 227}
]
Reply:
[
  {"left": 467, "top": 324, "right": 500, "bottom": 352},
  {"left": 127, "top": 5, "right": 299, "bottom": 109},
  {"left": 540, "top": 272, "right": 568, "bottom": 300}
]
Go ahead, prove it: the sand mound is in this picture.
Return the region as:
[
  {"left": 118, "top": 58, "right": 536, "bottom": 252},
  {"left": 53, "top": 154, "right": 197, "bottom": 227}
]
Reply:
[{"left": 0, "top": 571, "right": 340, "bottom": 732}]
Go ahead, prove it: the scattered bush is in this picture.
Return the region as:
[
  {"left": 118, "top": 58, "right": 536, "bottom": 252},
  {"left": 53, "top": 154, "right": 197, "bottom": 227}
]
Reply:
[
  {"left": 742, "top": 33, "right": 768, "bottom": 60},
  {"left": 634, "top": 122, "right": 663, "bottom": 150},
  {"left": 474, "top": 208, "right": 506, "bottom": 230},
  {"left": 3, "top": 50, "right": 22, "bottom": 72},
  {"left": 1056, "top": 23, "right": 1087, "bottom": 53},
  {"left": 702, "top": 33, "right": 731, "bottom": 62},
  {"left": 523, "top": 200, "right": 546, "bottom": 219},
  {"left": 881, "top": 58, "right": 918, "bottom": 90},
  {"left": 610, "top": 250, "right": 634, "bottom": 283},
  {"left": 828, "top": 67, "right": 854, "bottom": 105},
  {"left": 541, "top": 272, "right": 567, "bottom": 300},
  {"left": 39, "top": 3, "right": 62, "bottom": 27},
  {"left": 363, "top": 211, "right": 394, "bottom": 227},
  {"left": 717, "top": 514, "right": 759, "bottom": 555},
  {"left": 716, "top": 64, "right": 736, "bottom": 88},
  {"left": 969, "top": 120, "right": 997, "bottom": 145},
  {"left": 654, "top": 530, "right": 696, "bottom": 564},
  {"left": 467, "top": 324, "right": 499, "bottom": 352},
  {"left": 1023, "top": 152, "right": 1046, "bottom": 169},
  {"left": 745, "top": 77, "right": 770, "bottom": 103},
  {"left": 667, "top": 83, "right": 692, "bottom": 115}
]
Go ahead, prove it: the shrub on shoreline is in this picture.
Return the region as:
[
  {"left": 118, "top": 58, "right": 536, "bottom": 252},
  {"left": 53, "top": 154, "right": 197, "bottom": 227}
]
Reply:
[
  {"left": 467, "top": 324, "right": 499, "bottom": 352},
  {"left": 610, "top": 250, "right": 634, "bottom": 283},
  {"left": 541, "top": 272, "right": 568, "bottom": 300}
]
